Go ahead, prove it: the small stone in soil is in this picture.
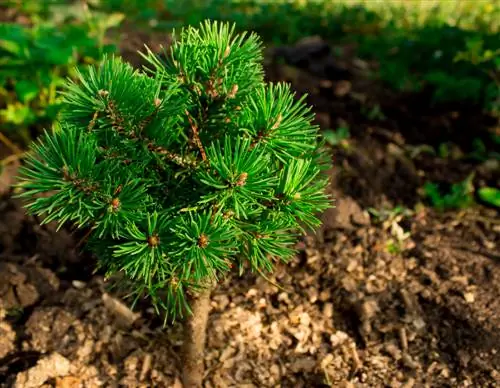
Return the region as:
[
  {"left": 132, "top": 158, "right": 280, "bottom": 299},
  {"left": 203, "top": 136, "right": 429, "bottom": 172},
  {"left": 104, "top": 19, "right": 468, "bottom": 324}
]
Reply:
[{"left": 15, "top": 352, "right": 71, "bottom": 388}]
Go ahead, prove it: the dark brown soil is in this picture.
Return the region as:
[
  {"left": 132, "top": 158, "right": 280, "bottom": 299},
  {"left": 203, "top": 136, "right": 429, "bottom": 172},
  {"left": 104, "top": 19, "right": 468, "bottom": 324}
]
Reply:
[{"left": 0, "top": 35, "right": 499, "bottom": 388}]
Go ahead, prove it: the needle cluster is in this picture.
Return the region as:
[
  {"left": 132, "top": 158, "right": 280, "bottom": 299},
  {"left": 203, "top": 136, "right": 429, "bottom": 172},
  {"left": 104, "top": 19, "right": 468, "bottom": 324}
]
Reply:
[{"left": 16, "top": 20, "right": 332, "bottom": 319}]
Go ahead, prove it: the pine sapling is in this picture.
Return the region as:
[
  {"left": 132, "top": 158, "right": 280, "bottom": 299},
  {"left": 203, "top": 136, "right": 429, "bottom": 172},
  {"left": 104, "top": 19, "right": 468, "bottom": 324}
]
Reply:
[{"left": 15, "top": 20, "right": 332, "bottom": 387}]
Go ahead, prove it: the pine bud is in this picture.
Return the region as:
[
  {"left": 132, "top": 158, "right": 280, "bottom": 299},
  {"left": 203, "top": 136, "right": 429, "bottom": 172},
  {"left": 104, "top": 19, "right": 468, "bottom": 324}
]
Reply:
[
  {"left": 223, "top": 210, "right": 235, "bottom": 220},
  {"left": 148, "top": 234, "right": 160, "bottom": 247},
  {"left": 271, "top": 114, "right": 283, "bottom": 130},
  {"left": 236, "top": 172, "right": 248, "bottom": 186},
  {"left": 110, "top": 197, "right": 121, "bottom": 211},
  {"left": 98, "top": 89, "right": 109, "bottom": 97},
  {"left": 227, "top": 84, "right": 238, "bottom": 99},
  {"left": 198, "top": 233, "right": 209, "bottom": 248}
]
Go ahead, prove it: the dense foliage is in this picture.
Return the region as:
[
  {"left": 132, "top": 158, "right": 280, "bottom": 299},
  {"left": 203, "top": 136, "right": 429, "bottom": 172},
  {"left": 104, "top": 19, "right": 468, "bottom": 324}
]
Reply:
[
  {"left": 15, "top": 20, "right": 331, "bottom": 319},
  {"left": 0, "top": 2, "right": 122, "bottom": 144}
]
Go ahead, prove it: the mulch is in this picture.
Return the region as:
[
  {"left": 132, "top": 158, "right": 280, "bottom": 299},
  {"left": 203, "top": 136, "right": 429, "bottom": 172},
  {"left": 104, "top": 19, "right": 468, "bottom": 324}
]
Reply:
[{"left": 0, "top": 34, "right": 499, "bottom": 388}]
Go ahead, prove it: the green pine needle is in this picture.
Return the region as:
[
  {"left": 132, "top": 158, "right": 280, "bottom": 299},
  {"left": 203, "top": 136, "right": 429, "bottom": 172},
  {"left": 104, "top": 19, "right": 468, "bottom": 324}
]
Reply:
[{"left": 15, "top": 20, "right": 333, "bottom": 321}]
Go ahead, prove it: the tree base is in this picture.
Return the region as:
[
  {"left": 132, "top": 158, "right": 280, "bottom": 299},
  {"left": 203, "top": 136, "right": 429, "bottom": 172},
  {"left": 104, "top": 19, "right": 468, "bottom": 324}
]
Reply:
[{"left": 181, "top": 283, "right": 214, "bottom": 388}]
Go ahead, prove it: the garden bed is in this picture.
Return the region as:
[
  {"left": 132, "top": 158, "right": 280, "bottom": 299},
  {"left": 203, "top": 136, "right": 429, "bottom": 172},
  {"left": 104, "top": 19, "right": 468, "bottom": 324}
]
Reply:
[{"left": 0, "top": 36, "right": 499, "bottom": 387}]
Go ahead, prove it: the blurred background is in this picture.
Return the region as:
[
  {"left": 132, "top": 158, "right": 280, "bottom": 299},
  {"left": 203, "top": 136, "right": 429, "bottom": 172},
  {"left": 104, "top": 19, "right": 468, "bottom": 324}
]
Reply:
[
  {"left": 1, "top": 0, "right": 499, "bottom": 208},
  {"left": 0, "top": 1, "right": 499, "bottom": 387}
]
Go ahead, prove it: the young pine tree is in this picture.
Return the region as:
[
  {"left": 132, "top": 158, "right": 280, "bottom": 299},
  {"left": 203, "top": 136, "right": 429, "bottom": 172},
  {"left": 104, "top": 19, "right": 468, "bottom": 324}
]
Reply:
[{"left": 15, "top": 20, "right": 332, "bottom": 387}]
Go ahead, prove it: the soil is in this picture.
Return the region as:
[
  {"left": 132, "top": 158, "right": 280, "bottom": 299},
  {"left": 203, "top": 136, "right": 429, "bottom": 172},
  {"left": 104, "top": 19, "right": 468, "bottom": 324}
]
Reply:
[{"left": 1, "top": 34, "right": 499, "bottom": 388}]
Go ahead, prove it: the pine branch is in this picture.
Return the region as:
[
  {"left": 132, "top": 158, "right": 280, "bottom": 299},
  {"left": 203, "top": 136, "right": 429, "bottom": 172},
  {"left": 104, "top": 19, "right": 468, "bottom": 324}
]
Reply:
[
  {"left": 87, "top": 110, "right": 100, "bottom": 132},
  {"left": 100, "top": 94, "right": 196, "bottom": 169},
  {"left": 185, "top": 109, "right": 207, "bottom": 162},
  {"left": 15, "top": 20, "right": 333, "bottom": 322}
]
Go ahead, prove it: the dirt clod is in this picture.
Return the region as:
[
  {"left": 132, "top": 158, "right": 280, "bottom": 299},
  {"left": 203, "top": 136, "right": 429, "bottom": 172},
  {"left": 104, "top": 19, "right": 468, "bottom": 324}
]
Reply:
[
  {"left": 0, "top": 318, "right": 15, "bottom": 359},
  {"left": 14, "top": 353, "right": 70, "bottom": 388}
]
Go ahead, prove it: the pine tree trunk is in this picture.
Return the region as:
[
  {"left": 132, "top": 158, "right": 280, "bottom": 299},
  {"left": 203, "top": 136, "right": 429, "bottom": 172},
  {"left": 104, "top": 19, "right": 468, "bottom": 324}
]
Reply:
[{"left": 181, "top": 283, "right": 214, "bottom": 388}]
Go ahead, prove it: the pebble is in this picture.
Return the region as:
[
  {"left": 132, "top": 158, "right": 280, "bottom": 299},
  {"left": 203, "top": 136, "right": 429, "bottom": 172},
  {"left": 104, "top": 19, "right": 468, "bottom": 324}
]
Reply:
[
  {"left": 402, "top": 353, "right": 418, "bottom": 369},
  {"left": 463, "top": 292, "right": 475, "bottom": 303},
  {"left": 330, "top": 331, "right": 349, "bottom": 347},
  {"left": 323, "top": 303, "right": 334, "bottom": 318},
  {"left": 72, "top": 280, "right": 86, "bottom": 289}
]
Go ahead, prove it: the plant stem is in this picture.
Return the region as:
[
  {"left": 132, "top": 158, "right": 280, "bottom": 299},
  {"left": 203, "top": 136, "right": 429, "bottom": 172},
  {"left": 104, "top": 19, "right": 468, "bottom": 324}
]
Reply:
[
  {"left": 185, "top": 109, "right": 207, "bottom": 161},
  {"left": 182, "top": 282, "right": 215, "bottom": 388}
]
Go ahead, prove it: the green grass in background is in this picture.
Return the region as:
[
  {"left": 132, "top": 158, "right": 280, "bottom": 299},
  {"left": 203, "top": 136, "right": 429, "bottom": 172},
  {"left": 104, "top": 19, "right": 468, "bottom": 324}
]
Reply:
[
  {"left": 1, "top": 0, "right": 499, "bottom": 149},
  {"left": 165, "top": 0, "right": 500, "bottom": 115},
  {"left": 0, "top": 1, "right": 122, "bottom": 145}
]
